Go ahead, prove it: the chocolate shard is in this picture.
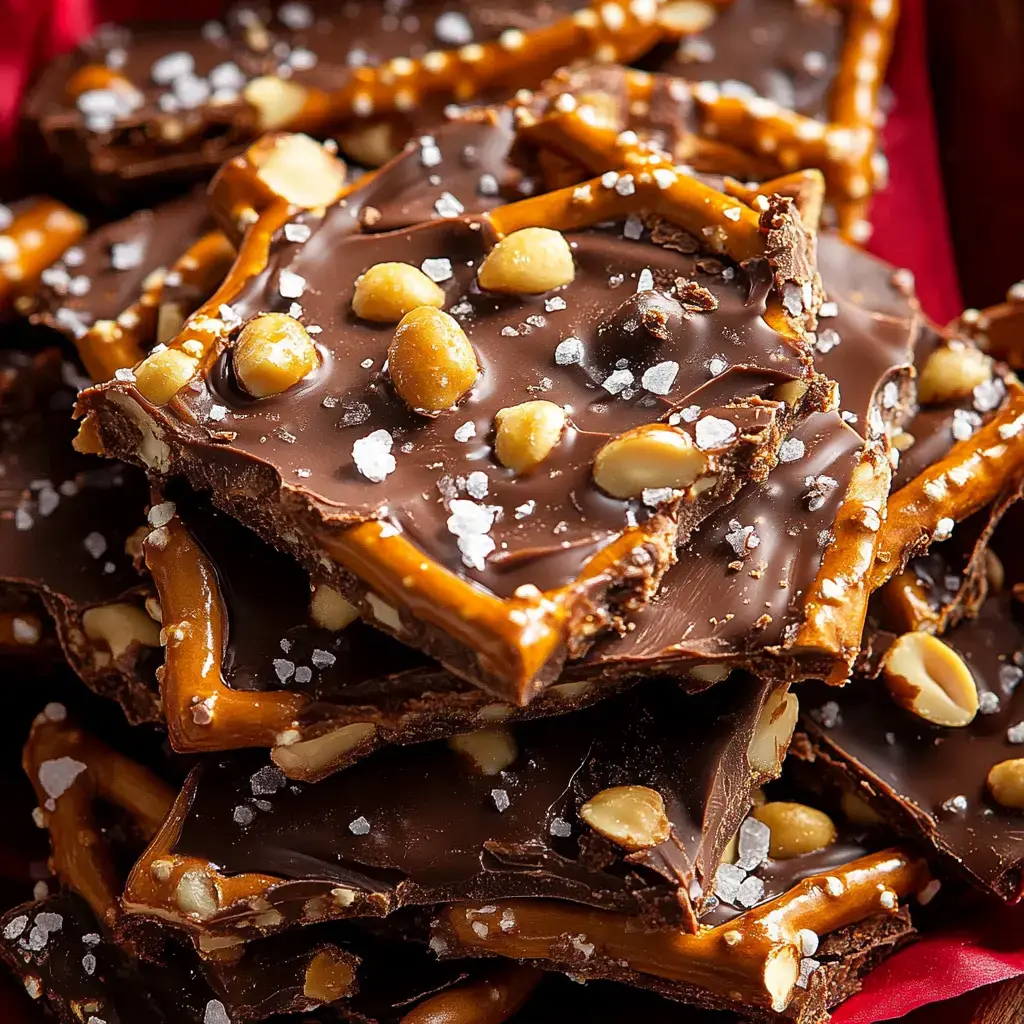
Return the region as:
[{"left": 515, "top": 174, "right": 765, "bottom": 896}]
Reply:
[
  {"left": 79, "top": 145, "right": 829, "bottom": 706},
  {"left": 798, "top": 587, "right": 1024, "bottom": 904},
  {"left": 0, "top": 350, "right": 158, "bottom": 722},
  {"left": 123, "top": 676, "right": 793, "bottom": 945}
]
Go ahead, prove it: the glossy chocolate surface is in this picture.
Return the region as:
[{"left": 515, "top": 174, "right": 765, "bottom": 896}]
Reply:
[
  {"left": 582, "top": 410, "right": 860, "bottom": 671},
  {"left": 813, "top": 232, "right": 918, "bottom": 438},
  {"left": 640, "top": 0, "right": 844, "bottom": 120},
  {"left": 32, "top": 188, "right": 213, "bottom": 342},
  {"left": 165, "top": 676, "right": 775, "bottom": 929},
  {"left": 803, "top": 593, "right": 1024, "bottom": 898},
  {"left": 150, "top": 200, "right": 806, "bottom": 598}
]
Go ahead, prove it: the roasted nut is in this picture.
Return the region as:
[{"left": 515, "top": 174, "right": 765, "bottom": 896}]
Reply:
[
  {"left": 134, "top": 348, "right": 199, "bottom": 405},
  {"left": 256, "top": 133, "right": 347, "bottom": 209},
  {"left": 579, "top": 785, "right": 671, "bottom": 851},
  {"left": 337, "top": 122, "right": 399, "bottom": 167},
  {"left": 303, "top": 948, "right": 356, "bottom": 1003},
  {"left": 477, "top": 227, "right": 575, "bottom": 294},
  {"left": 244, "top": 76, "right": 308, "bottom": 131},
  {"left": 752, "top": 801, "right": 837, "bottom": 859},
  {"left": 494, "top": 400, "right": 567, "bottom": 473},
  {"left": 234, "top": 313, "right": 318, "bottom": 398},
  {"left": 352, "top": 262, "right": 446, "bottom": 323},
  {"left": 916, "top": 342, "right": 992, "bottom": 405},
  {"left": 987, "top": 759, "right": 1024, "bottom": 810},
  {"left": 272, "top": 723, "right": 376, "bottom": 779},
  {"left": 659, "top": 0, "right": 717, "bottom": 34},
  {"left": 593, "top": 424, "right": 707, "bottom": 498},
  {"left": 841, "top": 790, "right": 884, "bottom": 826},
  {"left": 310, "top": 584, "right": 359, "bottom": 630},
  {"left": 388, "top": 307, "right": 478, "bottom": 413},
  {"left": 882, "top": 631, "right": 979, "bottom": 727},
  {"left": 175, "top": 869, "right": 219, "bottom": 919},
  {"left": 82, "top": 603, "right": 161, "bottom": 658},
  {"left": 985, "top": 549, "right": 1005, "bottom": 592},
  {"left": 747, "top": 685, "right": 799, "bottom": 777},
  {"left": 448, "top": 727, "right": 518, "bottom": 775}
]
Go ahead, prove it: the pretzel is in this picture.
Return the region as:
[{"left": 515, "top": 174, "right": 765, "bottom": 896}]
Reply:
[
  {"left": 78, "top": 127, "right": 831, "bottom": 707},
  {"left": 433, "top": 848, "right": 927, "bottom": 1017},
  {"left": 0, "top": 198, "right": 85, "bottom": 314},
  {"left": 74, "top": 229, "right": 236, "bottom": 383},
  {"left": 871, "top": 378, "right": 1024, "bottom": 591},
  {"left": 144, "top": 490, "right": 642, "bottom": 780},
  {"left": 22, "top": 704, "right": 175, "bottom": 931},
  {"left": 27, "top": 1, "right": 668, "bottom": 201},
  {"left": 514, "top": 0, "right": 897, "bottom": 244}
]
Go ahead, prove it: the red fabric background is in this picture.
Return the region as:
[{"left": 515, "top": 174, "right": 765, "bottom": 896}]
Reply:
[{"left": 0, "top": 1, "right": 1007, "bottom": 1021}]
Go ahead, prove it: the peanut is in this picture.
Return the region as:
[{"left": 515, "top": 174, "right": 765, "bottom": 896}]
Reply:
[
  {"left": 659, "top": 0, "right": 717, "bottom": 34},
  {"left": 882, "top": 631, "right": 979, "bottom": 727},
  {"left": 352, "top": 262, "right": 445, "bottom": 323},
  {"left": 310, "top": 584, "right": 359, "bottom": 631},
  {"left": 987, "top": 759, "right": 1024, "bottom": 810},
  {"left": 448, "top": 727, "right": 518, "bottom": 775},
  {"left": 303, "top": 948, "right": 356, "bottom": 1003},
  {"left": 477, "top": 227, "right": 575, "bottom": 294},
  {"left": 234, "top": 313, "right": 318, "bottom": 398},
  {"left": 134, "top": 348, "right": 199, "bottom": 405},
  {"left": 388, "top": 307, "right": 478, "bottom": 413},
  {"left": 579, "top": 785, "right": 671, "bottom": 851},
  {"left": 256, "top": 133, "right": 347, "bottom": 210},
  {"left": 593, "top": 424, "right": 708, "bottom": 498},
  {"left": 494, "top": 400, "right": 567, "bottom": 473},
  {"left": 747, "top": 685, "right": 799, "bottom": 777},
  {"left": 244, "top": 76, "right": 308, "bottom": 131},
  {"left": 81, "top": 603, "right": 161, "bottom": 659},
  {"left": 916, "top": 342, "right": 992, "bottom": 405},
  {"left": 752, "top": 801, "right": 837, "bottom": 859}
]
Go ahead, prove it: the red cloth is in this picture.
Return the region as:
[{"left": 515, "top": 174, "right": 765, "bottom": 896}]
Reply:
[{"left": 0, "top": 3, "right": 999, "bottom": 1023}]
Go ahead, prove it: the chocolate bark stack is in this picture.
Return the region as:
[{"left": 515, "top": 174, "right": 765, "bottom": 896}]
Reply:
[{"left": 2, "top": 4, "right": 1023, "bottom": 1024}]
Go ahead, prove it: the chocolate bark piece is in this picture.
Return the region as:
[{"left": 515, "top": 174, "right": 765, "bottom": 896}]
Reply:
[
  {"left": 0, "top": 350, "right": 159, "bottom": 722},
  {"left": 22, "top": 1, "right": 664, "bottom": 205},
  {"left": 79, "top": 157, "right": 828, "bottom": 705},
  {"left": 28, "top": 188, "right": 233, "bottom": 382},
  {"left": 798, "top": 590, "right": 1024, "bottom": 903},
  {"left": 0, "top": 198, "right": 86, "bottom": 316},
  {"left": 122, "top": 675, "right": 795, "bottom": 945},
  {"left": 431, "top": 846, "right": 924, "bottom": 1023}
]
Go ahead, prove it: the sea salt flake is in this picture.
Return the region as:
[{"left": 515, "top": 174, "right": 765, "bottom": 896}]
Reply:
[
  {"left": 284, "top": 223, "right": 311, "bottom": 243},
  {"left": 778, "top": 437, "right": 805, "bottom": 463},
  {"left": 233, "top": 805, "right": 255, "bottom": 826},
  {"left": 1007, "top": 721, "right": 1024, "bottom": 744},
  {"left": 250, "top": 764, "right": 285, "bottom": 796},
  {"left": 736, "top": 817, "right": 771, "bottom": 871},
  {"left": 636, "top": 268, "right": 654, "bottom": 293},
  {"left": 549, "top": 817, "right": 572, "bottom": 837},
  {"left": 420, "top": 257, "right": 452, "bottom": 282},
  {"left": 978, "top": 690, "right": 1001, "bottom": 715},
  {"left": 933, "top": 517, "right": 954, "bottom": 542},
  {"left": 83, "top": 532, "right": 107, "bottom": 559},
  {"left": 973, "top": 376, "right": 1006, "bottom": 413},
  {"left": 311, "top": 649, "right": 336, "bottom": 669},
  {"left": 713, "top": 863, "right": 746, "bottom": 903},
  {"left": 695, "top": 416, "right": 736, "bottom": 450},
  {"left": 352, "top": 429, "right": 396, "bottom": 483},
  {"left": 465, "top": 471, "right": 489, "bottom": 498},
  {"left": 734, "top": 875, "right": 765, "bottom": 908},
  {"left": 491, "top": 788, "right": 510, "bottom": 812},
  {"left": 725, "top": 520, "right": 760, "bottom": 558},
  {"left": 798, "top": 929, "right": 819, "bottom": 957},
  {"left": 641, "top": 360, "right": 678, "bottom": 395},
  {"left": 37, "top": 758, "right": 87, "bottom": 800},
  {"left": 602, "top": 368, "right": 635, "bottom": 395},
  {"left": 545, "top": 296, "right": 567, "bottom": 312},
  {"left": 348, "top": 816, "right": 371, "bottom": 835},
  {"left": 278, "top": 269, "right": 306, "bottom": 299},
  {"left": 797, "top": 958, "right": 820, "bottom": 989},
  {"left": 554, "top": 337, "right": 584, "bottom": 365},
  {"left": 434, "top": 192, "right": 464, "bottom": 218},
  {"left": 273, "top": 659, "right": 295, "bottom": 683},
  {"left": 204, "top": 999, "right": 230, "bottom": 1024}
]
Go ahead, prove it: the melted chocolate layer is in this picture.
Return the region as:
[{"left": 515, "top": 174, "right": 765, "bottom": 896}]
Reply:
[
  {"left": 639, "top": 0, "right": 844, "bottom": 121},
  {"left": 802, "top": 593, "right": 1024, "bottom": 900}
]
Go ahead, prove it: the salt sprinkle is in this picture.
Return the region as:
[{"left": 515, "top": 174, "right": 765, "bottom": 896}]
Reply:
[
  {"left": 352, "top": 429, "right": 396, "bottom": 483},
  {"left": 348, "top": 816, "right": 371, "bottom": 835}
]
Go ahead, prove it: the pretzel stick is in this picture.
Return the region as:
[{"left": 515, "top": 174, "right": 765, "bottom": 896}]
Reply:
[
  {"left": 22, "top": 706, "right": 175, "bottom": 929},
  {"left": 435, "top": 848, "right": 928, "bottom": 1014},
  {"left": 400, "top": 966, "right": 542, "bottom": 1024}
]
